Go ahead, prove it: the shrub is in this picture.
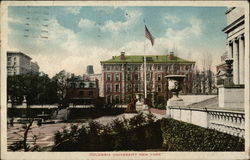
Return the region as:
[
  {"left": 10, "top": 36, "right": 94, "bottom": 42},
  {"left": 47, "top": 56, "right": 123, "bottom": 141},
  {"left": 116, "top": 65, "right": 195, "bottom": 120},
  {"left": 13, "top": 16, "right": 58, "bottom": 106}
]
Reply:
[
  {"left": 52, "top": 113, "right": 163, "bottom": 151},
  {"left": 161, "top": 118, "right": 245, "bottom": 151}
]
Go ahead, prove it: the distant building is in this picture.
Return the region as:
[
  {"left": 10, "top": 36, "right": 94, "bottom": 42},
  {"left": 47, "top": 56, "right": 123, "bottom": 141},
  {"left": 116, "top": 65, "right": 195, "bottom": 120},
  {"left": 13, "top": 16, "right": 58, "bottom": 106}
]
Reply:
[
  {"left": 31, "top": 62, "right": 40, "bottom": 73},
  {"left": 7, "top": 51, "right": 40, "bottom": 76},
  {"left": 86, "top": 65, "right": 94, "bottom": 75},
  {"left": 83, "top": 65, "right": 104, "bottom": 97},
  {"left": 65, "top": 80, "right": 99, "bottom": 105},
  {"left": 100, "top": 52, "right": 195, "bottom": 104}
]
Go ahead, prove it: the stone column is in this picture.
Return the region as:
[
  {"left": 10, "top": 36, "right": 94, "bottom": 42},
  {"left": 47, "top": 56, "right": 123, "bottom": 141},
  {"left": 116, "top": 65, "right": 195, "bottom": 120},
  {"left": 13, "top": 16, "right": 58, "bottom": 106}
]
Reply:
[
  {"left": 239, "top": 34, "right": 245, "bottom": 84},
  {"left": 233, "top": 38, "right": 239, "bottom": 85},
  {"left": 227, "top": 41, "right": 233, "bottom": 58}
]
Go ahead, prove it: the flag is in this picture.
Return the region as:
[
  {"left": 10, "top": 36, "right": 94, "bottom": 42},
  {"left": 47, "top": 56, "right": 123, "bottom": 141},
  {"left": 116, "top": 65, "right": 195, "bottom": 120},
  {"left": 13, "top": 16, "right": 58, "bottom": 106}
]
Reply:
[{"left": 145, "top": 25, "right": 155, "bottom": 46}]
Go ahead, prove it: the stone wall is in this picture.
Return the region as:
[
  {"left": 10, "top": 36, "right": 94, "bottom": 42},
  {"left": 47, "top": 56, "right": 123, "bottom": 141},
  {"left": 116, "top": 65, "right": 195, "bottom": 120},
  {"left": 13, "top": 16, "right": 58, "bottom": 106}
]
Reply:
[{"left": 218, "top": 85, "right": 244, "bottom": 108}]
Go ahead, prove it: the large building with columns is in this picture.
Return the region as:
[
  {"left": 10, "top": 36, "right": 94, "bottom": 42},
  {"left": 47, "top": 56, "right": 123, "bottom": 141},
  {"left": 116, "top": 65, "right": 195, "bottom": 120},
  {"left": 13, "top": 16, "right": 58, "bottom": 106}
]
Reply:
[
  {"left": 222, "top": 7, "right": 245, "bottom": 85},
  {"left": 218, "top": 7, "right": 245, "bottom": 109},
  {"left": 100, "top": 52, "right": 195, "bottom": 104}
]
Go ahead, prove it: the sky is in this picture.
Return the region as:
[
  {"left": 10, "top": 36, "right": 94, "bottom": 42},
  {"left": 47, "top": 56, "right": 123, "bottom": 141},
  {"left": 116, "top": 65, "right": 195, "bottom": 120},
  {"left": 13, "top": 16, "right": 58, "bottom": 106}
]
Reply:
[{"left": 8, "top": 6, "right": 228, "bottom": 77}]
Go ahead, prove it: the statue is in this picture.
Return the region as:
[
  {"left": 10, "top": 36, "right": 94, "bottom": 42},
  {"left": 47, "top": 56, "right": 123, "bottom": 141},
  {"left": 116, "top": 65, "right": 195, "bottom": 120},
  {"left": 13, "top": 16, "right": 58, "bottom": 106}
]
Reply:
[{"left": 125, "top": 96, "right": 138, "bottom": 113}]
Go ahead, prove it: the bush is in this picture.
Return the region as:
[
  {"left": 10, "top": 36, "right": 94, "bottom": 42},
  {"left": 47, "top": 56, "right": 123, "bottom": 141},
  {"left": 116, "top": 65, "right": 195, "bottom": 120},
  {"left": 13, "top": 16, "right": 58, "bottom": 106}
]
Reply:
[
  {"left": 52, "top": 115, "right": 244, "bottom": 151},
  {"left": 161, "top": 118, "right": 245, "bottom": 151},
  {"left": 52, "top": 113, "right": 163, "bottom": 151}
]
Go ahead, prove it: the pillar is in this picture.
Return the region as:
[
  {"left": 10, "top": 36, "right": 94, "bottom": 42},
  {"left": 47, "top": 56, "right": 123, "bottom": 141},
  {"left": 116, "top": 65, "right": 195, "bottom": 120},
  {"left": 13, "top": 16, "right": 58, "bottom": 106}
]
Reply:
[
  {"left": 233, "top": 38, "right": 239, "bottom": 84},
  {"left": 239, "top": 34, "right": 245, "bottom": 84},
  {"left": 227, "top": 41, "right": 233, "bottom": 58}
]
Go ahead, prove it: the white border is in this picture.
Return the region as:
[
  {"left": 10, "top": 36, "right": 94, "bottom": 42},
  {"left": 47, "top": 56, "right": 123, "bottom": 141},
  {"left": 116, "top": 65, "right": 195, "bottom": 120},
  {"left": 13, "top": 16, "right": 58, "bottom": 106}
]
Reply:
[{"left": 1, "top": 1, "right": 249, "bottom": 160}]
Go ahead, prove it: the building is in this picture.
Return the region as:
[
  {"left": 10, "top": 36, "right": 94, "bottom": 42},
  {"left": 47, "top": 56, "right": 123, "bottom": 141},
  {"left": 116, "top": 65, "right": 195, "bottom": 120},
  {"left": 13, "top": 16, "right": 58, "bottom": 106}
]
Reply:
[
  {"left": 83, "top": 65, "right": 104, "bottom": 97},
  {"left": 215, "top": 52, "right": 228, "bottom": 86},
  {"left": 65, "top": 80, "right": 99, "bottom": 105},
  {"left": 30, "top": 62, "right": 40, "bottom": 73},
  {"left": 222, "top": 7, "right": 245, "bottom": 85},
  {"left": 7, "top": 51, "right": 39, "bottom": 76},
  {"left": 100, "top": 52, "right": 195, "bottom": 104},
  {"left": 218, "top": 7, "right": 245, "bottom": 109}
]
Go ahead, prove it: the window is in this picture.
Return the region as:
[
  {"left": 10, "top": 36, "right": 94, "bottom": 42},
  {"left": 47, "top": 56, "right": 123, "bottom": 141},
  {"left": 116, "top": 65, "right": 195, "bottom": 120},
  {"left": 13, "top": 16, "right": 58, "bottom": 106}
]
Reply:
[
  {"left": 127, "top": 66, "right": 131, "bottom": 71},
  {"left": 115, "top": 66, "right": 120, "bottom": 71},
  {"left": 70, "top": 83, "right": 76, "bottom": 88},
  {"left": 107, "top": 66, "right": 111, "bottom": 71},
  {"left": 127, "top": 74, "right": 131, "bottom": 81},
  {"left": 8, "top": 57, "right": 11, "bottom": 62},
  {"left": 80, "top": 83, "right": 85, "bottom": 88},
  {"left": 107, "top": 73, "right": 111, "bottom": 81},
  {"left": 14, "top": 57, "right": 16, "bottom": 61},
  {"left": 157, "top": 84, "right": 162, "bottom": 92},
  {"left": 106, "top": 84, "right": 111, "bottom": 93},
  {"left": 157, "top": 74, "right": 162, "bottom": 81},
  {"left": 115, "top": 96, "right": 120, "bottom": 103},
  {"left": 88, "top": 91, "right": 93, "bottom": 96},
  {"left": 135, "top": 73, "right": 139, "bottom": 81},
  {"left": 89, "top": 83, "right": 94, "bottom": 88},
  {"left": 146, "top": 73, "right": 151, "bottom": 81},
  {"left": 157, "top": 65, "right": 162, "bottom": 71},
  {"left": 115, "top": 84, "right": 120, "bottom": 92},
  {"left": 115, "top": 73, "right": 120, "bottom": 81},
  {"left": 135, "top": 84, "right": 139, "bottom": 92},
  {"left": 79, "top": 91, "right": 84, "bottom": 96}
]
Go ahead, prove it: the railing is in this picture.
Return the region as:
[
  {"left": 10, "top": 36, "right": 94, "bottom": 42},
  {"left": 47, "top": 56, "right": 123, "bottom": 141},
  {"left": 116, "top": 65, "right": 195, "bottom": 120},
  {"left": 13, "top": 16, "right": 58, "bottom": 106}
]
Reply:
[
  {"left": 208, "top": 111, "right": 245, "bottom": 137},
  {"left": 167, "top": 106, "right": 245, "bottom": 138}
]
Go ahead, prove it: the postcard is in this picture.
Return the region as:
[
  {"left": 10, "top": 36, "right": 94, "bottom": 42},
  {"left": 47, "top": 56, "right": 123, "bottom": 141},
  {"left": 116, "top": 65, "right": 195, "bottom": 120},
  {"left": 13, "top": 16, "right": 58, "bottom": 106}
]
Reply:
[{"left": 1, "top": 1, "right": 249, "bottom": 160}]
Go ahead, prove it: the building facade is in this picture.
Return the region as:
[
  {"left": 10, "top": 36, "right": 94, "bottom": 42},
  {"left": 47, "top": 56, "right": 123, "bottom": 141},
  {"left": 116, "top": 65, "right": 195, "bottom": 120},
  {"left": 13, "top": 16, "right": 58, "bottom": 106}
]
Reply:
[
  {"left": 65, "top": 80, "right": 99, "bottom": 105},
  {"left": 101, "top": 52, "right": 195, "bottom": 104},
  {"left": 30, "top": 62, "right": 40, "bottom": 73},
  {"left": 222, "top": 7, "right": 245, "bottom": 85},
  {"left": 7, "top": 51, "right": 39, "bottom": 76}
]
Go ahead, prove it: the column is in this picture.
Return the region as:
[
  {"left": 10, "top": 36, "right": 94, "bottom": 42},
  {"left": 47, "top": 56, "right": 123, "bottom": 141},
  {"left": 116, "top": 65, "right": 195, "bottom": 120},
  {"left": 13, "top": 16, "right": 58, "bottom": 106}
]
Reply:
[
  {"left": 227, "top": 41, "right": 233, "bottom": 59},
  {"left": 233, "top": 38, "right": 239, "bottom": 85},
  {"left": 239, "top": 34, "right": 245, "bottom": 84}
]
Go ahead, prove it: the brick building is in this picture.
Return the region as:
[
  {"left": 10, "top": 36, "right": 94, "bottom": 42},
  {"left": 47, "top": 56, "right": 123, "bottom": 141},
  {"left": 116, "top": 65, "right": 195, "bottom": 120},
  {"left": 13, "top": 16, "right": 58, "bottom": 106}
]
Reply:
[
  {"left": 66, "top": 80, "right": 99, "bottom": 105},
  {"left": 100, "top": 52, "right": 195, "bottom": 104}
]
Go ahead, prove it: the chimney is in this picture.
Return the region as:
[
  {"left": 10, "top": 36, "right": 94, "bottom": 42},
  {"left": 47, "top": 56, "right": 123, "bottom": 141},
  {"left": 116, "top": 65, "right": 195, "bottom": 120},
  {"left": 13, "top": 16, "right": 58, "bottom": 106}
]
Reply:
[
  {"left": 169, "top": 52, "right": 174, "bottom": 60},
  {"left": 120, "top": 52, "right": 125, "bottom": 60}
]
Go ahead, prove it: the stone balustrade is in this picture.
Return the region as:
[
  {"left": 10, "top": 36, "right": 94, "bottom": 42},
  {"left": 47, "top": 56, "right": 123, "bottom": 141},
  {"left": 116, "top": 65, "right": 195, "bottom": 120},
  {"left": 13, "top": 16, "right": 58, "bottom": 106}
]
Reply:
[
  {"left": 208, "top": 111, "right": 244, "bottom": 137},
  {"left": 167, "top": 106, "right": 245, "bottom": 138}
]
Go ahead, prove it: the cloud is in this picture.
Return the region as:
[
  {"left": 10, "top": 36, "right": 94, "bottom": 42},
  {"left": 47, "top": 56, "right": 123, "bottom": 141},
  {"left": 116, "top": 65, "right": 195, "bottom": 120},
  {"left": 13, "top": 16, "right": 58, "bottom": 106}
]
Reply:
[
  {"left": 78, "top": 18, "right": 96, "bottom": 29},
  {"left": 164, "top": 15, "right": 180, "bottom": 24},
  {"left": 64, "top": 7, "right": 81, "bottom": 15},
  {"left": 101, "top": 9, "right": 142, "bottom": 33},
  {"left": 165, "top": 17, "right": 203, "bottom": 42},
  {"left": 8, "top": 17, "right": 23, "bottom": 24}
]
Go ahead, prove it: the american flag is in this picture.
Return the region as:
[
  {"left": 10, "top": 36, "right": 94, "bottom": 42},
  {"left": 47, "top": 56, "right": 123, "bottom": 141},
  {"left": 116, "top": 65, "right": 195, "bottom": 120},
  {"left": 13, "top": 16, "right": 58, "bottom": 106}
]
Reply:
[{"left": 145, "top": 25, "right": 155, "bottom": 46}]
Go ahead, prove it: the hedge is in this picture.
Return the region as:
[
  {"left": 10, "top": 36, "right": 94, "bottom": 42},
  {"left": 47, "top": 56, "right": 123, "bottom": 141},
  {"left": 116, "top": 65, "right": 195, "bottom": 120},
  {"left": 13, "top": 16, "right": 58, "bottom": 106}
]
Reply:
[
  {"left": 161, "top": 118, "right": 245, "bottom": 151},
  {"left": 51, "top": 115, "right": 245, "bottom": 151},
  {"left": 52, "top": 113, "right": 163, "bottom": 151}
]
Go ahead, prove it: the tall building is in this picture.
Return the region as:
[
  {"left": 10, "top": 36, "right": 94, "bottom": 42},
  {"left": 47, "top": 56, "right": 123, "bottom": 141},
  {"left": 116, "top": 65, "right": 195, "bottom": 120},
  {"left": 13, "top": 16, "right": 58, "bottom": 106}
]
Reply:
[
  {"left": 222, "top": 7, "right": 245, "bottom": 85},
  {"left": 7, "top": 51, "right": 39, "bottom": 75},
  {"left": 100, "top": 52, "right": 195, "bottom": 104},
  {"left": 218, "top": 7, "right": 245, "bottom": 109}
]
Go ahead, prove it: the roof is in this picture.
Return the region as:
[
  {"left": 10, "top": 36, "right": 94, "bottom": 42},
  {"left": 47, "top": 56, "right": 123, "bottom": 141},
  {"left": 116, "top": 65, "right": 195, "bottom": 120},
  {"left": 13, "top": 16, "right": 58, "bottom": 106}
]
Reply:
[
  {"left": 7, "top": 51, "right": 32, "bottom": 60},
  {"left": 100, "top": 55, "right": 195, "bottom": 64}
]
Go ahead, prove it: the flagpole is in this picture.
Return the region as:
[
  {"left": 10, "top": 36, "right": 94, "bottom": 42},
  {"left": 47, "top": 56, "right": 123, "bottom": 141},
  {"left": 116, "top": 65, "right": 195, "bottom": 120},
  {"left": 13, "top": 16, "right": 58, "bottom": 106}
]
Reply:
[{"left": 144, "top": 38, "right": 147, "bottom": 101}]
